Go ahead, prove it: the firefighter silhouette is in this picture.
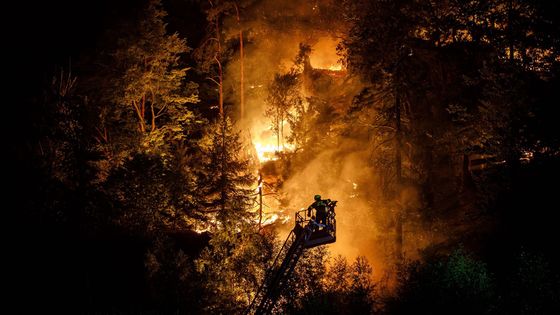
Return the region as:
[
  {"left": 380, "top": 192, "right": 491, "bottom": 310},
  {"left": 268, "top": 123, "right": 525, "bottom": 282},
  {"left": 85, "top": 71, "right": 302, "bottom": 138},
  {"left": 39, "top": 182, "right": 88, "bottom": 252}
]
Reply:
[{"left": 307, "top": 194, "right": 330, "bottom": 227}]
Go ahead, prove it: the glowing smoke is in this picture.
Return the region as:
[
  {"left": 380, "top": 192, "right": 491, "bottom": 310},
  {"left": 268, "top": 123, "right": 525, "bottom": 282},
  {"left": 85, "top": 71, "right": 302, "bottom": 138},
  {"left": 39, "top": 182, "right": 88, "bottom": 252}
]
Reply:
[{"left": 219, "top": 0, "right": 447, "bottom": 279}]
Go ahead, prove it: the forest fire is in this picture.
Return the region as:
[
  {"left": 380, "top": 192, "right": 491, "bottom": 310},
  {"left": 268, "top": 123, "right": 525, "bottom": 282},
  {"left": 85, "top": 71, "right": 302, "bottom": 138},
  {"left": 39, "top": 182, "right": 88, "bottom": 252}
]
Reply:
[
  {"left": 254, "top": 141, "right": 296, "bottom": 162},
  {"left": 309, "top": 37, "right": 343, "bottom": 71},
  {"left": 17, "top": 0, "right": 560, "bottom": 314},
  {"left": 254, "top": 142, "right": 289, "bottom": 162},
  {"left": 251, "top": 118, "right": 295, "bottom": 163},
  {"left": 328, "top": 64, "right": 343, "bottom": 71},
  {"left": 259, "top": 212, "right": 290, "bottom": 226}
]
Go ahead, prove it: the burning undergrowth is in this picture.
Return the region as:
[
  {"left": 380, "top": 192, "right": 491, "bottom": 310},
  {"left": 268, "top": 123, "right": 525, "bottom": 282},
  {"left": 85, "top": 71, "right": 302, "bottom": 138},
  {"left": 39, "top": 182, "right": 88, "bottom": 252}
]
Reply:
[{"left": 217, "top": 0, "right": 450, "bottom": 279}]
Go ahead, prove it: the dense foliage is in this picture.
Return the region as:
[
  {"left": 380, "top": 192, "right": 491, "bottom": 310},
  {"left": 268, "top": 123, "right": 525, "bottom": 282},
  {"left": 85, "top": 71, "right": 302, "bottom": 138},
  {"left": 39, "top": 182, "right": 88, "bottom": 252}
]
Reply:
[{"left": 10, "top": 0, "right": 560, "bottom": 314}]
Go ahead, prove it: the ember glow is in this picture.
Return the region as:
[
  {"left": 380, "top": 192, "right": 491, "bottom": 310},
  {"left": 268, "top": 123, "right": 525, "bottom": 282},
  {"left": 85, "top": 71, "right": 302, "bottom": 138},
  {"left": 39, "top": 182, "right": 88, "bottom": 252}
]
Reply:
[
  {"left": 309, "top": 37, "right": 344, "bottom": 71},
  {"left": 254, "top": 142, "right": 294, "bottom": 162},
  {"left": 250, "top": 115, "right": 295, "bottom": 163},
  {"left": 18, "top": 0, "right": 560, "bottom": 313},
  {"left": 328, "top": 64, "right": 343, "bottom": 71}
]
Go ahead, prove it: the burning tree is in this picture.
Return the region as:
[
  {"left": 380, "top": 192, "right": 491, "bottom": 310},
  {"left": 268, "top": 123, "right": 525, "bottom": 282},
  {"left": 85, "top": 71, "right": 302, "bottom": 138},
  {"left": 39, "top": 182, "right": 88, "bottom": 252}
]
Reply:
[
  {"left": 265, "top": 71, "right": 302, "bottom": 152},
  {"left": 17, "top": 0, "right": 560, "bottom": 314}
]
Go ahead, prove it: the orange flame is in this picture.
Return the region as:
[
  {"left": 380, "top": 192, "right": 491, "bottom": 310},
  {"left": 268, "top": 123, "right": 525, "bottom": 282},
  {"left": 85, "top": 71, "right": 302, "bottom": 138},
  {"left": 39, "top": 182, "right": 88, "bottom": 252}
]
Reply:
[
  {"left": 254, "top": 142, "right": 294, "bottom": 162},
  {"left": 328, "top": 64, "right": 343, "bottom": 71}
]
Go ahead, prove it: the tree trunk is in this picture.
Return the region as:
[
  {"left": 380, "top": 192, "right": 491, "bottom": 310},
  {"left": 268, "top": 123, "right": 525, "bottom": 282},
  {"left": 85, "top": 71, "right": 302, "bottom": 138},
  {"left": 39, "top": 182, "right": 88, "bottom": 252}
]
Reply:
[
  {"left": 395, "top": 85, "right": 403, "bottom": 261},
  {"left": 240, "top": 30, "right": 244, "bottom": 120},
  {"left": 133, "top": 100, "right": 146, "bottom": 132},
  {"left": 221, "top": 115, "right": 226, "bottom": 213},
  {"left": 396, "top": 93, "right": 402, "bottom": 182},
  {"left": 151, "top": 103, "right": 156, "bottom": 132},
  {"left": 150, "top": 90, "right": 156, "bottom": 132},
  {"left": 217, "top": 19, "right": 224, "bottom": 116},
  {"left": 508, "top": 0, "right": 515, "bottom": 63},
  {"left": 141, "top": 94, "right": 146, "bottom": 128},
  {"left": 276, "top": 128, "right": 280, "bottom": 152},
  {"left": 280, "top": 113, "right": 284, "bottom": 149},
  {"left": 258, "top": 172, "right": 263, "bottom": 230},
  {"left": 276, "top": 107, "right": 280, "bottom": 151},
  {"left": 234, "top": 4, "right": 244, "bottom": 121}
]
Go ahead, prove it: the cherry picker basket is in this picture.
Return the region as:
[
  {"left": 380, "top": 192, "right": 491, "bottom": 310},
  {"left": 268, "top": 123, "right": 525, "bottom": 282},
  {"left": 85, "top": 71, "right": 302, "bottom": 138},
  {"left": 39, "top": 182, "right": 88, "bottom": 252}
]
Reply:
[{"left": 295, "top": 200, "right": 337, "bottom": 248}]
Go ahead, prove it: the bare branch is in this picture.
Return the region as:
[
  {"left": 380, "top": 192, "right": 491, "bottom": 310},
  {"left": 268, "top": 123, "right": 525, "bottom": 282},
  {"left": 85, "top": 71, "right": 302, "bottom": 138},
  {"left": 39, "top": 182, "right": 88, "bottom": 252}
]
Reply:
[{"left": 206, "top": 77, "right": 221, "bottom": 86}]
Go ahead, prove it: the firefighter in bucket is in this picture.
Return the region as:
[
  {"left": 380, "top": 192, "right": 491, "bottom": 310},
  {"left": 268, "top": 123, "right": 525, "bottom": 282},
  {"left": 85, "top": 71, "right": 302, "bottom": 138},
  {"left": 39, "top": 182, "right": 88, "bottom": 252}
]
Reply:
[{"left": 307, "top": 195, "right": 334, "bottom": 230}]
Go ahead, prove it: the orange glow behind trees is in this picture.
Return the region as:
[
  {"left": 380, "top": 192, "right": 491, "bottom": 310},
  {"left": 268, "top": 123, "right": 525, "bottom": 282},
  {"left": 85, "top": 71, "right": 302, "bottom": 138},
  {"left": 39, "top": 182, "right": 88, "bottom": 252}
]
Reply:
[{"left": 18, "top": 0, "right": 560, "bottom": 313}]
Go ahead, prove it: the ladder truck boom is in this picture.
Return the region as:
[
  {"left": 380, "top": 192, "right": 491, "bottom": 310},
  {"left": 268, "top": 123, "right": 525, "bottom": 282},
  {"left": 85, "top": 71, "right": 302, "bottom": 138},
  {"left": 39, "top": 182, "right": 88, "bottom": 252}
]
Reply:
[{"left": 246, "top": 200, "right": 337, "bottom": 315}]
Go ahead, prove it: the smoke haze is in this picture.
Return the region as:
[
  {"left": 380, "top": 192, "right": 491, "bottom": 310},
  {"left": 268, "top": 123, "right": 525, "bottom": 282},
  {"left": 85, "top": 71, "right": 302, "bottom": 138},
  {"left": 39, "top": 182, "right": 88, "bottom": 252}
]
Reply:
[{"left": 220, "top": 0, "right": 446, "bottom": 278}]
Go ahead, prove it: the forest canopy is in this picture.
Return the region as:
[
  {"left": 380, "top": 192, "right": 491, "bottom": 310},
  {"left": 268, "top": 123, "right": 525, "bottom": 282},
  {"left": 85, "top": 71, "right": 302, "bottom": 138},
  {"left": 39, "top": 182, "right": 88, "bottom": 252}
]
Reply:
[{"left": 9, "top": 0, "right": 560, "bottom": 314}]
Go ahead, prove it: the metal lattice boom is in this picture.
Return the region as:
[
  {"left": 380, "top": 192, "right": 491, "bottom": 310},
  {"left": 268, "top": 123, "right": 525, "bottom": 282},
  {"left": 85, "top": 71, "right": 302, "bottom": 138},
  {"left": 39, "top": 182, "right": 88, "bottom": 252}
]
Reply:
[{"left": 246, "top": 200, "right": 337, "bottom": 315}]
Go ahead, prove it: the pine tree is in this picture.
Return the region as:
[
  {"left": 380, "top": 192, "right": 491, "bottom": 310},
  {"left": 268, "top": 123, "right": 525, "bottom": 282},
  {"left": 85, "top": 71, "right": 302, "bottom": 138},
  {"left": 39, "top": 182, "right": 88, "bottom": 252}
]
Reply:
[
  {"left": 194, "top": 116, "right": 272, "bottom": 312},
  {"left": 197, "top": 115, "right": 255, "bottom": 226}
]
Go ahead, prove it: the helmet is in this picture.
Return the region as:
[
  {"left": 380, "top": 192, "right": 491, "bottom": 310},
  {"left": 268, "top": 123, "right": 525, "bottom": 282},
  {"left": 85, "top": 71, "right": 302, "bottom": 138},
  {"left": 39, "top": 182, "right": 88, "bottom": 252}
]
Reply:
[{"left": 314, "top": 194, "right": 321, "bottom": 201}]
